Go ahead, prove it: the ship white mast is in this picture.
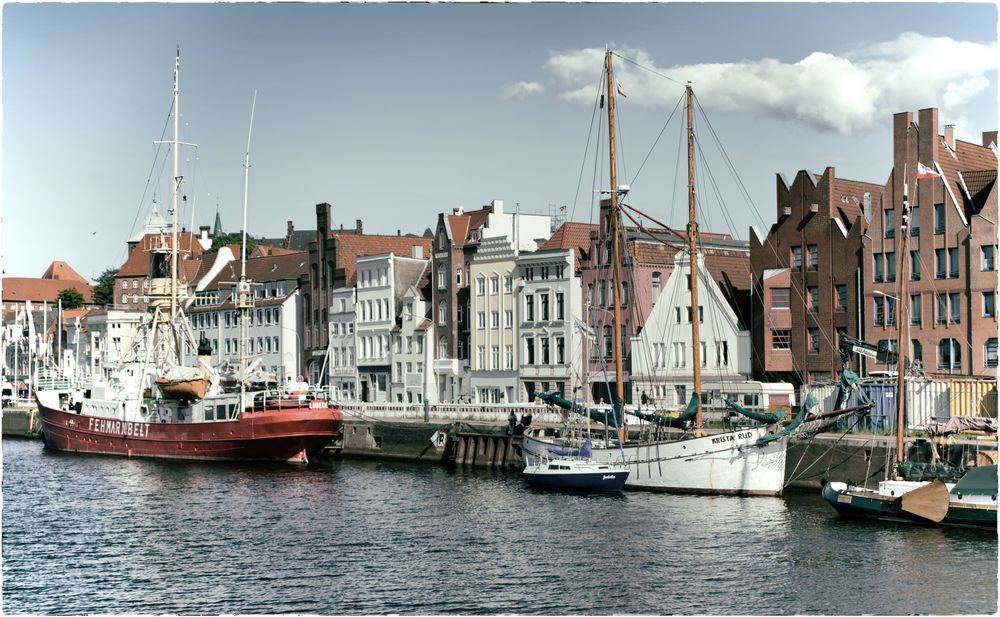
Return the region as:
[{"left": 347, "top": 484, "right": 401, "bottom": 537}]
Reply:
[{"left": 238, "top": 92, "right": 258, "bottom": 401}]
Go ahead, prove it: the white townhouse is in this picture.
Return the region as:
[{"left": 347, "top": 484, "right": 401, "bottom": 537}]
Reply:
[
  {"left": 629, "top": 251, "right": 752, "bottom": 409},
  {"left": 328, "top": 286, "right": 358, "bottom": 400},
  {"left": 468, "top": 236, "right": 520, "bottom": 403},
  {"left": 390, "top": 275, "right": 436, "bottom": 405},
  {"left": 516, "top": 248, "right": 583, "bottom": 403},
  {"left": 355, "top": 252, "right": 429, "bottom": 402}
]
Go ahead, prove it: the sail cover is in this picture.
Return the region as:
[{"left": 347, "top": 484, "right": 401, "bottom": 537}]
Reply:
[
  {"left": 755, "top": 393, "right": 817, "bottom": 447},
  {"left": 536, "top": 391, "right": 623, "bottom": 428},
  {"left": 723, "top": 398, "right": 787, "bottom": 424},
  {"left": 629, "top": 394, "right": 700, "bottom": 427}
]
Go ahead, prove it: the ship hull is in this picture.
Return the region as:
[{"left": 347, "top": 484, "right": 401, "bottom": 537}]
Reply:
[
  {"left": 37, "top": 400, "right": 342, "bottom": 463},
  {"left": 822, "top": 480, "right": 997, "bottom": 530},
  {"left": 522, "top": 426, "right": 787, "bottom": 495}
]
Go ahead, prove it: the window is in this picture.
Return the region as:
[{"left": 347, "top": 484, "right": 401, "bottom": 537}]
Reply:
[
  {"left": 911, "top": 340, "right": 923, "bottom": 365},
  {"left": 836, "top": 285, "right": 847, "bottom": 311},
  {"left": 807, "top": 244, "right": 818, "bottom": 269},
  {"left": 910, "top": 206, "right": 920, "bottom": 236},
  {"left": 439, "top": 336, "right": 447, "bottom": 358},
  {"left": 675, "top": 307, "right": 682, "bottom": 323},
  {"left": 938, "top": 339, "right": 961, "bottom": 371},
  {"left": 121, "top": 281, "right": 127, "bottom": 289},
  {"left": 541, "top": 266, "right": 550, "bottom": 280},
  {"left": 556, "top": 293, "right": 565, "bottom": 320},
  {"left": 541, "top": 293, "right": 550, "bottom": 320},
  {"left": 884, "top": 209, "right": 895, "bottom": 238},
  {"left": 456, "top": 268, "right": 463, "bottom": 287},
  {"left": 504, "top": 345, "right": 513, "bottom": 370},
  {"left": 526, "top": 338, "right": 536, "bottom": 365},
  {"left": 936, "top": 293, "right": 947, "bottom": 324},
  {"left": 910, "top": 251, "right": 921, "bottom": 281},
  {"left": 700, "top": 341, "right": 707, "bottom": 367},
  {"left": 911, "top": 294, "right": 922, "bottom": 326},
  {"left": 809, "top": 328, "right": 820, "bottom": 354},
  {"left": 984, "top": 292, "right": 996, "bottom": 318},
  {"left": 491, "top": 346, "right": 499, "bottom": 369},
  {"left": 886, "top": 297, "right": 897, "bottom": 326},
  {"left": 874, "top": 254, "right": 884, "bottom": 282},
  {"left": 505, "top": 310, "right": 513, "bottom": 328},
  {"left": 491, "top": 275, "right": 499, "bottom": 293},
  {"left": 457, "top": 305, "right": 464, "bottom": 325},
  {"left": 771, "top": 288, "right": 790, "bottom": 309},
  {"left": 672, "top": 342, "right": 686, "bottom": 368},
  {"left": 935, "top": 249, "right": 946, "bottom": 279},
  {"left": 791, "top": 246, "right": 802, "bottom": 268},
  {"left": 603, "top": 326, "right": 613, "bottom": 359},
  {"left": 949, "top": 293, "right": 960, "bottom": 324},
  {"left": 983, "top": 245, "right": 996, "bottom": 271},
  {"left": 808, "top": 287, "right": 819, "bottom": 311},
  {"left": 504, "top": 274, "right": 513, "bottom": 292},
  {"left": 599, "top": 280, "right": 607, "bottom": 306},
  {"left": 477, "top": 312, "right": 485, "bottom": 329},
  {"left": 772, "top": 329, "right": 791, "bottom": 350},
  {"left": 524, "top": 266, "right": 534, "bottom": 281},
  {"left": 477, "top": 276, "right": 486, "bottom": 295},
  {"left": 437, "top": 266, "right": 447, "bottom": 289},
  {"left": 716, "top": 340, "right": 729, "bottom": 366},
  {"left": 948, "top": 248, "right": 959, "bottom": 279},
  {"left": 652, "top": 272, "right": 662, "bottom": 302},
  {"left": 986, "top": 339, "right": 998, "bottom": 369},
  {"left": 438, "top": 301, "right": 447, "bottom": 326},
  {"left": 886, "top": 252, "right": 896, "bottom": 282},
  {"left": 541, "top": 338, "right": 550, "bottom": 364},
  {"left": 490, "top": 311, "right": 499, "bottom": 328},
  {"left": 934, "top": 203, "right": 945, "bottom": 234},
  {"left": 477, "top": 346, "right": 485, "bottom": 368},
  {"left": 621, "top": 282, "right": 629, "bottom": 306},
  {"left": 874, "top": 297, "right": 885, "bottom": 326},
  {"left": 525, "top": 295, "right": 535, "bottom": 321},
  {"left": 876, "top": 340, "right": 897, "bottom": 366}
]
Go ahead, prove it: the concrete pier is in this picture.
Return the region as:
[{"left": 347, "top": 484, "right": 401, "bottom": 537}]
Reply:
[{"left": 2, "top": 405, "right": 41, "bottom": 438}]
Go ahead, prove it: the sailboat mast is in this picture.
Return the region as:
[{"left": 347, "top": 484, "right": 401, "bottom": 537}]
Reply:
[
  {"left": 686, "top": 84, "right": 703, "bottom": 427},
  {"left": 605, "top": 50, "right": 626, "bottom": 414},
  {"left": 238, "top": 91, "right": 258, "bottom": 402},
  {"left": 170, "top": 48, "right": 180, "bottom": 341},
  {"left": 894, "top": 172, "right": 911, "bottom": 466}
]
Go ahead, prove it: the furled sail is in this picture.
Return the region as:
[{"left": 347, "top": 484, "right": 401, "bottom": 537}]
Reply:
[
  {"left": 723, "top": 398, "right": 787, "bottom": 424},
  {"left": 755, "top": 393, "right": 817, "bottom": 447},
  {"left": 537, "top": 391, "right": 623, "bottom": 428},
  {"left": 628, "top": 394, "right": 700, "bottom": 427}
]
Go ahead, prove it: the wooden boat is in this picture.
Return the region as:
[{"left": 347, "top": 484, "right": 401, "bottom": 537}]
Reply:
[{"left": 155, "top": 376, "right": 210, "bottom": 399}]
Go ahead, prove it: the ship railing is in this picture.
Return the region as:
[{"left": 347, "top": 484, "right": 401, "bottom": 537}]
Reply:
[{"left": 337, "top": 401, "right": 565, "bottom": 423}]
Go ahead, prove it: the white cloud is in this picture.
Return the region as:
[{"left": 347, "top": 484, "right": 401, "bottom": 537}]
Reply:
[
  {"left": 502, "top": 81, "right": 545, "bottom": 100},
  {"left": 539, "top": 34, "right": 997, "bottom": 134}
]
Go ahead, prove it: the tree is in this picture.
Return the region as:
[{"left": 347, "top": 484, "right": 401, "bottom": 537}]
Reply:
[
  {"left": 57, "top": 288, "right": 84, "bottom": 309},
  {"left": 207, "top": 233, "right": 258, "bottom": 256},
  {"left": 92, "top": 268, "right": 119, "bottom": 306}
]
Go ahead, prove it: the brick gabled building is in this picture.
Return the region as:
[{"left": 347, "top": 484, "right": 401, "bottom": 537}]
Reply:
[
  {"left": 114, "top": 231, "right": 206, "bottom": 311},
  {"left": 865, "top": 109, "right": 997, "bottom": 378},
  {"left": 301, "top": 202, "right": 432, "bottom": 384},
  {"left": 750, "top": 168, "right": 883, "bottom": 384}
]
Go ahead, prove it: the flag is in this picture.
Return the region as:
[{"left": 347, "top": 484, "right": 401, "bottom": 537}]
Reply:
[
  {"left": 616, "top": 81, "right": 627, "bottom": 98},
  {"left": 916, "top": 162, "right": 940, "bottom": 179}
]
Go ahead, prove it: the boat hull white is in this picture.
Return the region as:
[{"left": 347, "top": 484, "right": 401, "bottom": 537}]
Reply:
[{"left": 522, "top": 426, "right": 787, "bottom": 495}]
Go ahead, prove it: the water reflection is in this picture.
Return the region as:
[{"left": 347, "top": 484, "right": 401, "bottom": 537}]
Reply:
[{"left": 3, "top": 440, "right": 996, "bottom": 615}]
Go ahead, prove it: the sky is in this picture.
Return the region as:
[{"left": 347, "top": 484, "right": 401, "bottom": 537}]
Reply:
[{"left": 2, "top": 2, "right": 997, "bottom": 282}]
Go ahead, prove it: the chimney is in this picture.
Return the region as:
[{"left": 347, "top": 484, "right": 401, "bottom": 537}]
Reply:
[
  {"left": 286, "top": 220, "right": 294, "bottom": 235},
  {"left": 984, "top": 131, "right": 998, "bottom": 148},
  {"left": 944, "top": 125, "right": 955, "bottom": 151},
  {"left": 397, "top": 229, "right": 401, "bottom": 236},
  {"left": 199, "top": 225, "right": 210, "bottom": 240},
  {"left": 918, "top": 108, "right": 939, "bottom": 168},
  {"left": 355, "top": 219, "right": 363, "bottom": 233},
  {"left": 491, "top": 199, "right": 504, "bottom": 214},
  {"left": 412, "top": 246, "right": 423, "bottom": 259}
]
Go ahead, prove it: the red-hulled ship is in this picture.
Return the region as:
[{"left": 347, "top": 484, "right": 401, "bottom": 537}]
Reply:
[
  {"left": 36, "top": 50, "right": 342, "bottom": 464},
  {"left": 36, "top": 389, "right": 341, "bottom": 463}
]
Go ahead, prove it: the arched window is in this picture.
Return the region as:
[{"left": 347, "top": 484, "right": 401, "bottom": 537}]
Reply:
[
  {"left": 603, "top": 325, "right": 613, "bottom": 358},
  {"left": 438, "top": 301, "right": 447, "bottom": 326},
  {"left": 938, "top": 339, "right": 961, "bottom": 371},
  {"left": 439, "top": 336, "right": 448, "bottom": 359}
]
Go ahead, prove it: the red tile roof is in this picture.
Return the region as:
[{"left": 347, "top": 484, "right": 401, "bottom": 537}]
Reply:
[
  {"left": 41, "top": 261, "right": 89, "bottom": 284},
  {"left": 333, "top": 234, "right": 433, "bottom": 286},
  {"left": 116, "top": 232, "right": 205, "bottom": 278},
  {"left": 205, "top": 252, "right": 309, "bottom": 289},
  {"left": 542, "top": 222, "right": 598, "bottom": 252},
  {"left": 2, "top": 278, "right": 94, "bottom": 304}
]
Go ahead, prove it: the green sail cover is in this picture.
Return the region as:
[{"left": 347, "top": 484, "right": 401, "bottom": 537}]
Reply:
[
  {"left": 951, "top": 465, "right": 998, "bottom": 496},
  {"left": 755, "top": 393, "right": 817, "bottom": 447},
  {"left": 723, "top": 398, "right": 787, "bottom": 423},
  {"left": 835, "top": 369, "right": 860, "bottom": 409},
  {"left": 628, "top": 394, "right": 700, "bottom": 427},
  {"left": 536, "top": 391, "right": 623, "bottom": 428}
]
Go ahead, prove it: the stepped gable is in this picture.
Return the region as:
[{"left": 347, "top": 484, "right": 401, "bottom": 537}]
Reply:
[
  {"left": 333, "top": 233, "right": 433, "bottom": 286},
  {"left": 41, "top": 261, "right": 88, "bottom": 284},
  {"left": 2, "top": 278, "right": 94, "bottom": 304}
]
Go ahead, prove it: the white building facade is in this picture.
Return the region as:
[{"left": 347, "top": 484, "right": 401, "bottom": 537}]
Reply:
[
  {"left": 391, "top": 282, "right": 436, "bottom": 405},
  {"left": 517, "top": 248, "right": 583, "bottom": 402},
  {"left": 328, "top": 286, "right": 358, "bottom": 400},
  {"left": 468, "top": 237, "right": 520, "bottom": 403}
]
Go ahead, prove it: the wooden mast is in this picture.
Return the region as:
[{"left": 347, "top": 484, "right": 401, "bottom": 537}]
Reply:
[
  {"left": 605, "top": 50, "right": 626, "bottom": 430},
  {"left": 686, "top": 84, "right": 703, "bottom": 427},
  {"left": 894, "top": 171, "right": 911, "bottom": 466}
]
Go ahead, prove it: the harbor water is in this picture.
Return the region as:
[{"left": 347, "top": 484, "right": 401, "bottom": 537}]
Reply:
[{"left": 3, "top": 438, "right": 996, "bottom": 615}]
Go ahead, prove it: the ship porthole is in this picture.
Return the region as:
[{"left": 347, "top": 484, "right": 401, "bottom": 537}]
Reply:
[{"left": 956, "top": 493, "right": 963, "bottom": 500}]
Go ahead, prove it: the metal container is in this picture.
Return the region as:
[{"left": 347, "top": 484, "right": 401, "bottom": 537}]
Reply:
[
  {"left": 802, "top": 384, "right": 838, "bottom": 413},
  {"left": 905, "top": 379, "right": 950, "bottom": 430},
  {"left": 949, "top": 379, "right": 998, "bottom": 418},
  {"left": 836, "top": 382, "right": 898, "bottom": 433}
]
